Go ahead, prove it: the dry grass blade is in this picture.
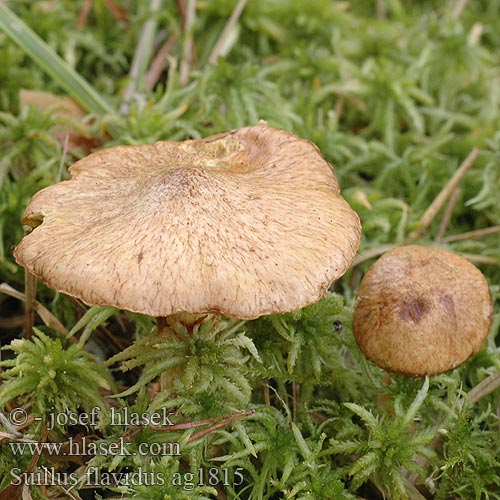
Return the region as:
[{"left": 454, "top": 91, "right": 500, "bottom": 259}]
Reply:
[
  {"left": 145, "top": 35, "right": 177, "bottom": 89},
  {"left": 451, "top": 0, "right": 469, "bottom": 19},
  {"left": 179, "top": 0, "right": 196, "bottom": 86},
  {"left": 435, "top": 187, "right": 461, "bottom": 242},
  {"left": 0, "top": 283, "right": 68, "bottom": 336},
  {"left": 0, "top": 316, "right": 24, "bottom": 328},
  {"left": 409, "top": 148, "right": 479, "bottom": 240},
  {"left": 468, "top": 371, "right": 500, "bottom": 405},
  {"left": 121, "top": 0, "right": 163, "bottom": 113},
  {"left": 77, "top": 0, "right": 93, "bottom": 29},
  {"left": 352, "top": 244, "right": 397, "bottom": 267},
  {"left": 207, "top": 0, "right": 248, "bottom": 64},
  {"left": 21, "top": 485, "right": 33, "bottom": 500},
  {"left": 443, "top": 225, "right": 500, "bottom": 243},
  {"left": 375, "top": 0, "right": 386, "bottom": 19},
  {"left": 458, "top": 253, "right": 500, "bottom": 266}
]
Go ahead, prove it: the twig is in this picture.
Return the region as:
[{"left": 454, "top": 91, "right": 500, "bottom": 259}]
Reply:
[
  {"left": 435, "top": 187, "right": 461, "bottom": 242},
  {"left": 443, "top": 225, "right": 500, "bottom": 243},
  {"left": 179, "top": 0, "right": 196, "bottom": 86},
  {"left": 176, "top": 0, "right": 186, "bottom": 20},
  {"left": 117, "top": 409, "right": 255, "bottom": 444},
  {"left": 187, "top": 409, "right": 255, "bottom": 442},
  {"left": 78, "top": 0, "right": 130, "bottom": 28},
  {"left": 207, "top": 0, "right": 248, "bottom": 64},
  {"left": 468, "top": 23, "right": 484, "bottom": 46},
  {"left": 408, "top": 148, "right": 479, "bottom": 240},
  {"left": 334, "top": 95, "right": 345, "bottom": 120},
  {"left": 22, "top": 485, "right": 32, "bottom": 500}
]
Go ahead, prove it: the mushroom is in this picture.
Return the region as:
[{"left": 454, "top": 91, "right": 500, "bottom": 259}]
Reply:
[
  {"left": 14, "top": 123, "right": 361, "bottom": 332},
  {"left": 353, "top": 245, "right": 493, "bottom": 376}
]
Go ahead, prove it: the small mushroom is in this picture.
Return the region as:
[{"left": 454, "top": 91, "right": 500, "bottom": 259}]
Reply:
[
  {"left": 14, "top": 124, "right": 361, "bottom": 325},
  {"left": 353, "top": 245, "right": 493, "bottom": 376}
]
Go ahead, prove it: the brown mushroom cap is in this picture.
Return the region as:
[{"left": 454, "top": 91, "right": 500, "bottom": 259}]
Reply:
[
  {"left": 353, "top": 245, "right": 493, "bottom": 376},
  {"left": 14, "top": 124, "right": 361, "bottom": 319}
]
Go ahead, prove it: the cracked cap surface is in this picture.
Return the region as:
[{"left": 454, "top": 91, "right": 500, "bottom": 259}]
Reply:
[{"left": 14, "top": 124, "right": 361, "bottom": 319}]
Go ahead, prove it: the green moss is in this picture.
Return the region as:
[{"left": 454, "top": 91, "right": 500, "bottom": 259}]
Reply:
[{"left": 0, "top": 1, "right": 500, "bottom": 498}]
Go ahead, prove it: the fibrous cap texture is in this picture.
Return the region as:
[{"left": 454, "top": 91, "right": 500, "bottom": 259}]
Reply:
[
  {"left": 353, "top": 245, "right": 493, "bottom": 376},
  {"left": 15, "top": 124, "right": 361, "bottom": 319}
]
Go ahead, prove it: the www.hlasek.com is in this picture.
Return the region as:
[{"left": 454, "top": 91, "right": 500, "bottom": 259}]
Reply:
[
  {"left": 9, "top": 466, "right": 245, "bottom": 489},
  {"left": 9, "top": 434, "right": 181, "bottom": 457}
]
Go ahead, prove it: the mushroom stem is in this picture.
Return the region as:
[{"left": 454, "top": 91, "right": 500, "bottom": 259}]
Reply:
[
  {"left": 23, "top": 270, "right": 37, "bottom": 340},
  {"left": 156, "top": 316, "right": 176, "bottom": 339},
  {"left": 156, "top": 314, "right": 194, "bottom": 391},
  {"left": 156, "top": 312, "right": 208, "bottom": 340}
]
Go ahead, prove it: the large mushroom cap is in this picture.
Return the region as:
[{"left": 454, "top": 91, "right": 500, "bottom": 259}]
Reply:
[
  {"left": 353, "top": 245, "right": 493, "bottom": 376},
  {"left": 14, "top": 124, "right": 361, "bottom": 319}
]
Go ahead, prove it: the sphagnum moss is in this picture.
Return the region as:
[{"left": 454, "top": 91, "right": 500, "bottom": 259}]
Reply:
[{"left": 1, "top": 2, "right": 500, "bottom": 499}]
